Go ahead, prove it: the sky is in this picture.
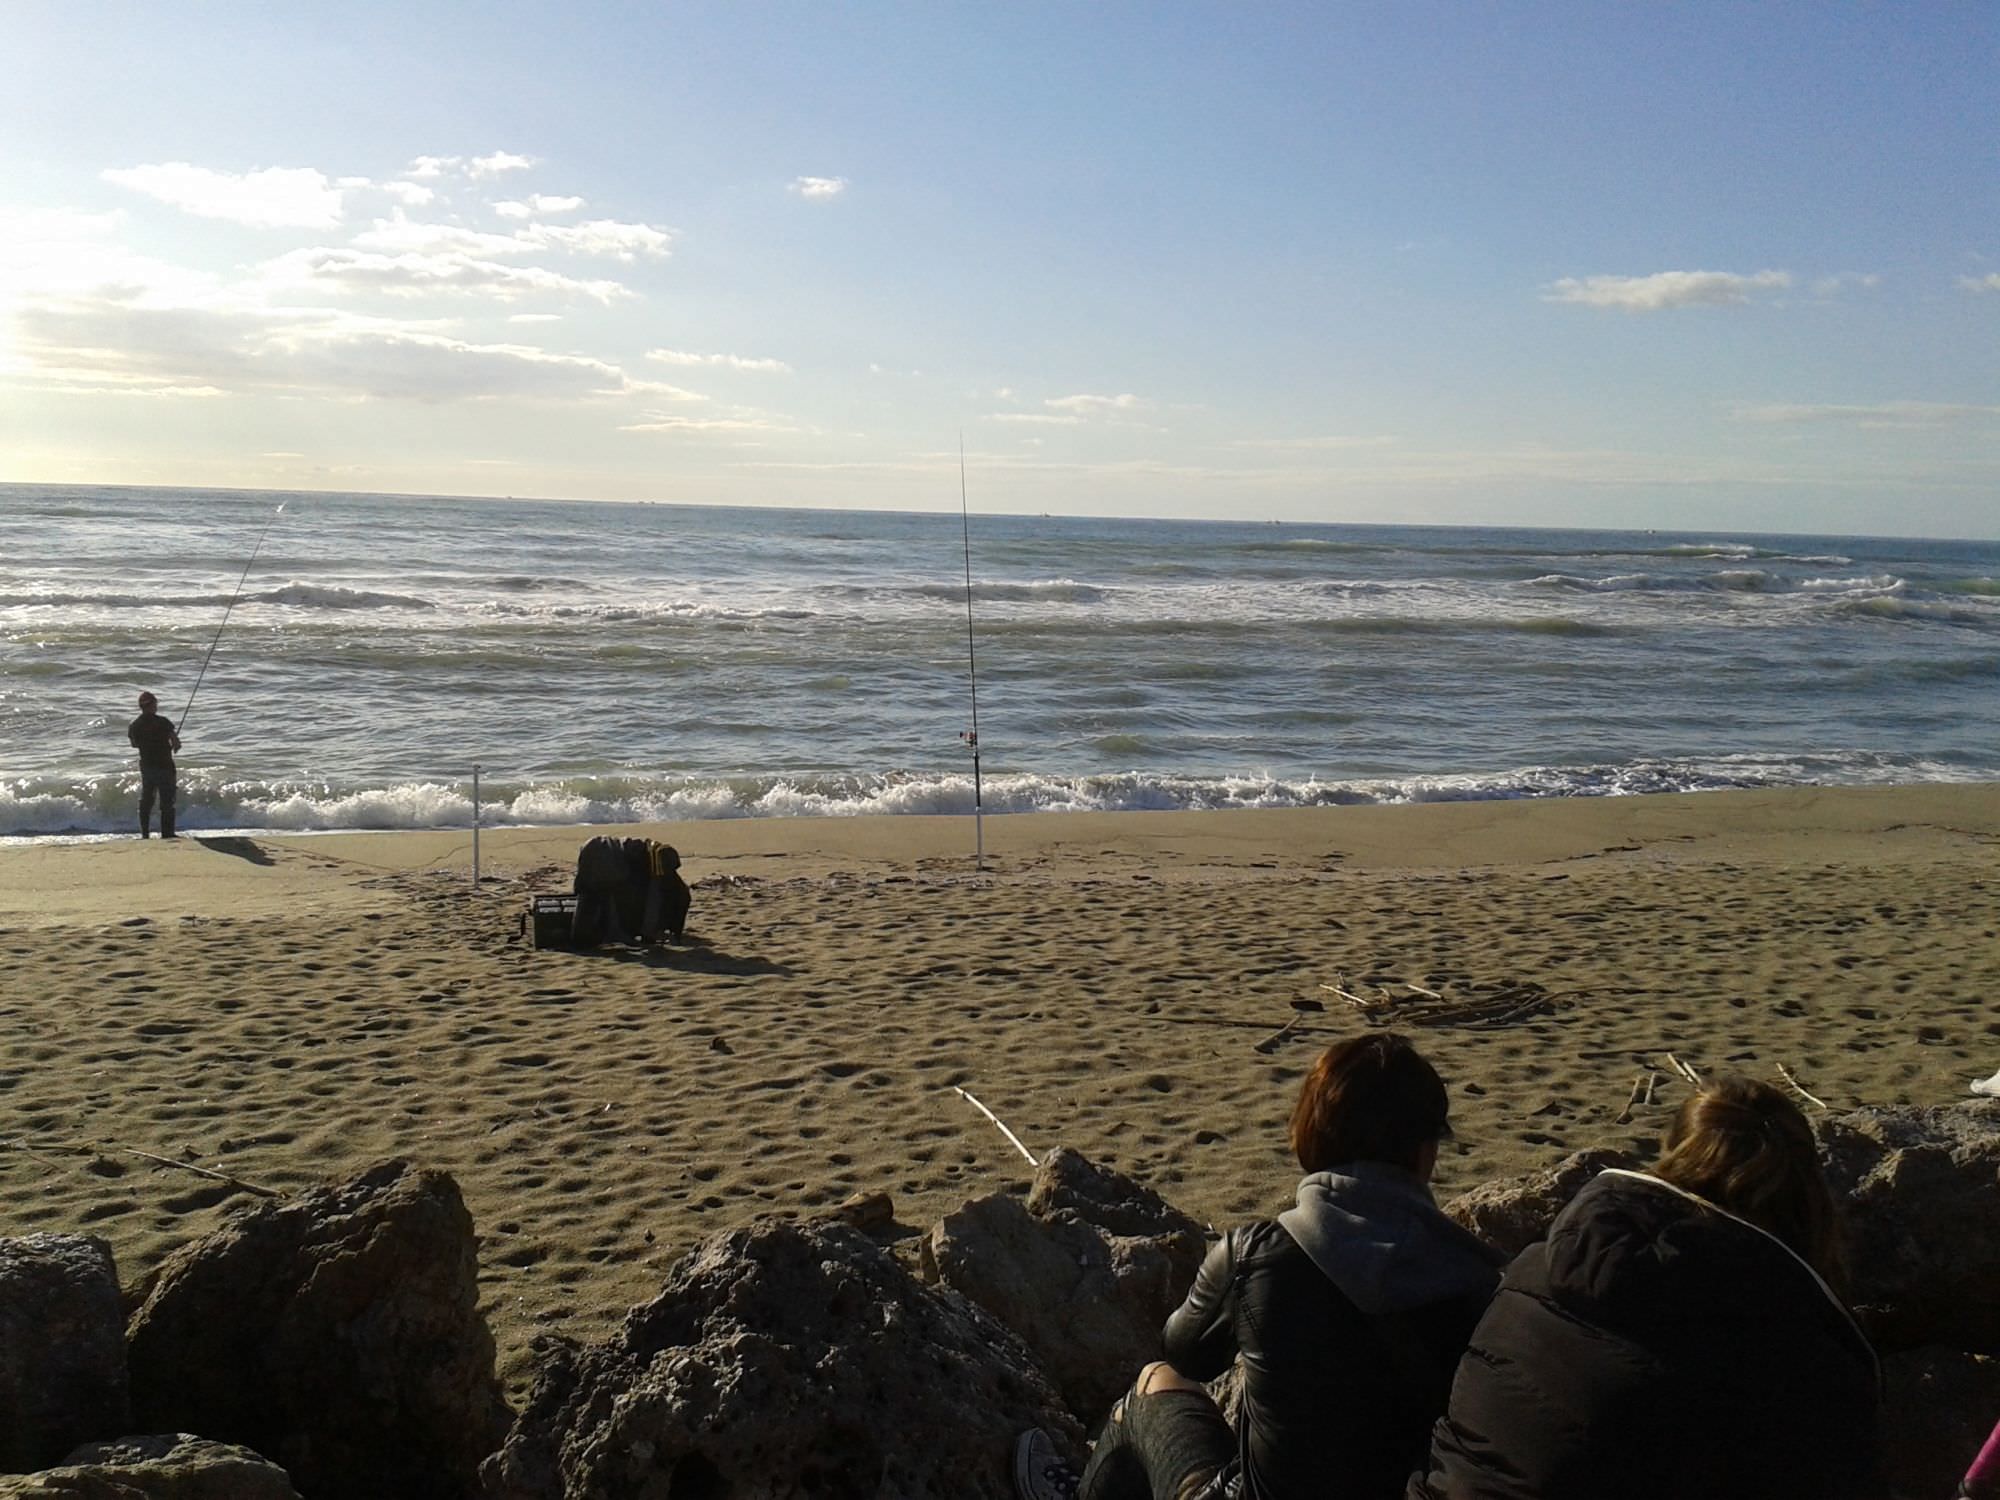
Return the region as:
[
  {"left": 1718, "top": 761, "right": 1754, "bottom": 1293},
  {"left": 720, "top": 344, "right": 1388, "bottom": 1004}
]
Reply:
[{"left": 1, "top": 2, "right": 1994, "bottom": 536}]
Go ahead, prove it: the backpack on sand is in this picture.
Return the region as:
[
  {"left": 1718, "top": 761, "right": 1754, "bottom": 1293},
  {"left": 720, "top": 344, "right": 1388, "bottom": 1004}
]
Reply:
[{"left": 569, "top": 835, "right": 690, "bottom": 947}]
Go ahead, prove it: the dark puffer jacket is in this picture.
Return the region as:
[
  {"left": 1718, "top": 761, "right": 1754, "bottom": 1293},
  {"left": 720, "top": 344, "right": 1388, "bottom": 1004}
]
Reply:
[
  {"left": 1165, "top": 1163, "right": 1504, "bottom": 1500},
  {"left": 1408, "top": 1169, "right": 1883, "bottom": 1500}
]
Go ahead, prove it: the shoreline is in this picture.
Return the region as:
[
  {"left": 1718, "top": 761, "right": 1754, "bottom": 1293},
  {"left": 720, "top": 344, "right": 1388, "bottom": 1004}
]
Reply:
[{"left": 3, "top": 781, "right": 1996, "bottom": 1393}]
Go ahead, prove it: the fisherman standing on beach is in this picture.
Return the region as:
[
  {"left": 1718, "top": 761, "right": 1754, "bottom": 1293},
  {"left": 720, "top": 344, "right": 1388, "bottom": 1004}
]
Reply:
[{"left": 127, "top": 691, "right": 181, "bottom": 839}]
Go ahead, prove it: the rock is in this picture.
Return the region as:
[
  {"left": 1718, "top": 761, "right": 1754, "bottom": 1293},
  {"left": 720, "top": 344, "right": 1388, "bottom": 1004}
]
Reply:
[
  {"left": 923, "top": 1148, "right": 1208, "bottom": 1426},
  {"left": 0, "top": 1234, "right": 129, "bottom": 1472},
  {"left": 1814, "top": 1102, "right": 2000, "bottom": 1352},
  {"left": 0, "top": 1435, "right": 301, "bottom": 1498},
  {"left": 1879, "top": 1347, "right": 2000, "bottom": 1499},
  {"left": 479, "top": 1216, "right": 1078, "bottom": 1500},
  {"left": 823, "top": 1190, "right": 895, "bottom": 1233},
  {"left": 1441, "top": 1148, "right": 1642, "bottom": 1257},
  {"left": 124, "top": 1160, "right": 509, "bottom": 1500}
]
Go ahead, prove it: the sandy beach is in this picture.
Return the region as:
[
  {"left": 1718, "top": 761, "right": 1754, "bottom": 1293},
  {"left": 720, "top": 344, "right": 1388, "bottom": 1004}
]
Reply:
[{"left": 3, "top": 783, "right": 1996, "bottom": 1394}]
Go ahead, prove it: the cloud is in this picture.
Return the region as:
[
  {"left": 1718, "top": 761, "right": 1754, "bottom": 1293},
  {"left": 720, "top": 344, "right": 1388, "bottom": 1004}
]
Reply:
[
  {"left": 13, "top": 286, "right": 638, "bottom": 403},
  {"left": 470, "top": 151, "right": 538, "bottom": 179},
  {"left": 263, "top": 247, "right": 630, "bottom": 303},
  {"left": 789, "top": 176, "right": 849, "bottom": 200},
  {"left": 351, "top": 215, "right": 671, "bottom": 262},
  {"left": 493, "top": 194, "right": 586, "bottom": 219},
  {"left": 508, "top": 312, "right": 563, "bottom": 323},
  {"left": 1230, "top": 434, "right": 1398, "bottom": 451},
  {"left": 1544, "top": 269, "right": 1791, "bottom": 311},
  {"left": 647, "top": 347, "right": 792, "bottom": 374},
  {"left": 529, "top": 219, "right": 671, "bottom": 260},
  {"left": 406, "top": 156, "right": 462, "bottom": 179},
  {"left": 101, "top": 163, "right": 346, "bottom": 229},
  {"left": 381, "top": 181, "right": 436, "bottom": 207},
  {"left": 1812, "top": 272, "right": 1880, "bottom": 297},
  {"left": 1046, "top": 392, "right": 1151, "bottom": 418},
  {"left": 986, "top": 412, "right": 1081, "bottom": 426},
  {"left": 1732, "top": 401, "right": 2000, "bottom": 428},
  {"left": 1959, "top": 274, "right": 2000, "bottom": 294},
  {"left": 619, "top": 413, "right": 792, "bottom": 434}
]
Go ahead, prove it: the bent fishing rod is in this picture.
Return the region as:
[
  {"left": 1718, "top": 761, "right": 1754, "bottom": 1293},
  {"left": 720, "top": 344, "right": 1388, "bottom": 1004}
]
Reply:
[
  {"left": 958, "top": 437, "right": 984, "bottom": 870},
  {"left": 179, "top": 501, "right": 285, "bottom": 737}
]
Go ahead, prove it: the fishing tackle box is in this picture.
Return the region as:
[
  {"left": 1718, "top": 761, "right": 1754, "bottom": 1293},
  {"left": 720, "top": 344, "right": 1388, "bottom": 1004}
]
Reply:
[{"left": 523, "top": 894, "right": 577, "bottom": 949}]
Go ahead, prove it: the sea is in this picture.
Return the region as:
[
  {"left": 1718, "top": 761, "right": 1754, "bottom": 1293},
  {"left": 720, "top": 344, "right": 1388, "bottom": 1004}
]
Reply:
[{"left": 2, "top": 484, "right": 1996, "bottom": 839}]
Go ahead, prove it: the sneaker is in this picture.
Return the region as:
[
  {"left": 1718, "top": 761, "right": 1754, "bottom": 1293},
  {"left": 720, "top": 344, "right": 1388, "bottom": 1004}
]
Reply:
[{"left": 1013, "top": 1428, "right": 1080, "bottom": 1500}]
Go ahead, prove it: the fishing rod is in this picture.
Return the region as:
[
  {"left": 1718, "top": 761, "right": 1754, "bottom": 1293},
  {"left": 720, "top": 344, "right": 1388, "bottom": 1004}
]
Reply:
[
  {"left": 179, "top": 501, "right": 285, "bottom": 737},
  {"left": 957, "top": 437, "right": 984, "bottom": 870}
]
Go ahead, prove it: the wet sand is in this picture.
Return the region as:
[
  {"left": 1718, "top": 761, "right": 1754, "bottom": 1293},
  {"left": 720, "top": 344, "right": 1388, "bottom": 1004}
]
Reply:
[{"left": 2, "top": 783, "right": 1996, "bottom": 1393}]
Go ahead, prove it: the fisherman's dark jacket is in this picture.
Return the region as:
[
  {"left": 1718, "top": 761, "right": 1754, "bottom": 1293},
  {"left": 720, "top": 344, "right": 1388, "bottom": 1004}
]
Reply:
[{"left": 1407, "top": 1169, "right": 1884, "bottom": 1500}]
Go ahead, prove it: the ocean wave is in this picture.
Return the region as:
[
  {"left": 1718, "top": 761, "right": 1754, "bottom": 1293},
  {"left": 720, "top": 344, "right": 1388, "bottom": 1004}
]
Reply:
[
  {"left": 4, "top": 752, "right": 1987, "bottom": 838},
  {"left": 1528, "top": 570, "right": 1904, "bottom": 597},
  {"left": 0, "top": 582, "right": 434, "bottom": 611},
  {"left": 911, "top": 579, "right": 1111, "bottom": 604}
]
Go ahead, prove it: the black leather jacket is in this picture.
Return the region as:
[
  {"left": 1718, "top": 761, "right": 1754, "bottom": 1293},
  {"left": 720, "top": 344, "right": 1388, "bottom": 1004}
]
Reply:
[{"left": 1165, "top": 1220, "right": 1495, "bottom": 1500}]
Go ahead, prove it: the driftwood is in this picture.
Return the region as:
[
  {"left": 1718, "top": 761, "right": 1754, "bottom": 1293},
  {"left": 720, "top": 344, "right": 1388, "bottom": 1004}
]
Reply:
[
  {"left": 1615, "top": 1074, "right": 1646, "bottom": 1125},
  {"left": 1666, "top": 1053, "right": 1702, "bottom": 1087},
  {"left": 1253, "top": 1016, "right": 1305, "bottom": 1053},
  {"left": 1776, "top": 1063, "right": 1827, "bottom": 1111},
  {"left": 0, "top": 1135, "right": 283, "bottom": 1198},
  {"left": 1320, "top": 977, "right": 1563, "bottom": 1031},
  {"left": 953, "top": 1087, "right": 1039, "bottom": 1167}
]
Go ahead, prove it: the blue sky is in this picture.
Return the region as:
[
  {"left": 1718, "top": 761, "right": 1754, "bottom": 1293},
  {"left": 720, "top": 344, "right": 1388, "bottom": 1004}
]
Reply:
[{"left": 2, "top": 2, "right": 1994, "bottom": 535}]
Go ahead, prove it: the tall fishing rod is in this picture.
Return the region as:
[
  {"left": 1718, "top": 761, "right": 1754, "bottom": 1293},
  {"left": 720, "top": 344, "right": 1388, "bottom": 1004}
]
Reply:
[
  {"left": 179, "top": 501, "right": 285, "bottom": 736},
  {"left": 957, "top": 437, "right": 984, "bottom": 870}
]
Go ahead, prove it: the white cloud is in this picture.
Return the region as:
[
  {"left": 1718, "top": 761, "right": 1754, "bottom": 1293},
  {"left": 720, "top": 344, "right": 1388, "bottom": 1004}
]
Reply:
[
  {"left": 469, "top": 151, "right": 538, "bottom": 179},
  {"left": 493, "top": 194, "right": 586, "bottom": 219},
  {"left": 12, "top": 286, "right": 639, "bottom": 403},
  {"left": 987, "top": 412, "right": 1081, "bottom": 426},
  {"left": 620, "top": 413, "right": 791, "bottom": 434},
  {"left": 1046, "top": 392, "right": 1151, "bottom": 418},
  {"left": 406, "top": 156, "right": 462, "bottom": 179},
  {"left": 789, "top": 176, "right": 849, "bottom": 200},
  {"left": 101, "top": 163, "right": 346, "bottom": 229},
  {"left": 1732, "top": 401, "right": 2000, "bottom": 428},
  {"left": 262, "top": 247, "right": 630, "bottom": 303},
  {"left": 382, "top": 181, "right": 436, "bottom": 207},
  {"left": 1230, "top": 434, "right": 1398, "bottom": 451},
  {"left": 1812, "top": 272, "right": 1880, "bottom": 297},
  {"left": 529, "top": 218, "right": 671, "bottom": 260},
  {"left": 1959, "top": 273, "right": 2000, "bottom": 294},
  {"left": 508, "top": 312, "right": 563, "bottom": 323},
  {"left": 1544, "top": 269, "right": 1791, "bottom": 311},
  {"left": 351, "top": 219, "right": 534, "bottom": 257},
  {"left": 647, "top": 347, "right": 792, "bottom": 373}
]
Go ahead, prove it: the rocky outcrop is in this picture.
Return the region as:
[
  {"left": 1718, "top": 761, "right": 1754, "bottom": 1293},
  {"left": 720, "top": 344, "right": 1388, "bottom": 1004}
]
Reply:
[
  {"left": 1879, "top": 1347, "right": 2000, "bottom": 1499},
  {"left": 480, "top": 1216, "right": 1079, "bottom": 1500},
  {"left": 0, "top": 1235, "right": 129, "bottom": 1473},
  {"left": 1814, "top": 1101, "right": 2000, "bottom": 1352},
  {"left": 1441, "top": 1147, "right": 1641, "bottom": 1257},
  {"left": 0, "top": 1435, "right": 301, "bottom": 1499},
  {"left": 123, "top": 1161, "right": 509, "bottom": 1500},
  {"left": 922, "top": 1148, "right": 1208, "bottom": 1426}
]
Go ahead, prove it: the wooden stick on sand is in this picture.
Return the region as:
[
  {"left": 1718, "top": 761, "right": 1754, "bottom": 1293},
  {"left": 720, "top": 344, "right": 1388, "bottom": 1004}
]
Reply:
[
  {"left": 1776, "top": 1063, "right": 1828, "bottom": 1111},
  {"left": 1615, "top": 1074, "right": 1646, "bottom": 1125},
  {"left": 1666, "top": 1053, "right": 1702, "bottom": 1087},
  {"left": 1254, "top": 1016, "right": 1305, "bottom": 1053},
  {"left": 953, "top": 1087, "right": 1040, "bottom": 1167},
  {"left": 2, "top": 1136, "right": 284, "bottom": 1198}
]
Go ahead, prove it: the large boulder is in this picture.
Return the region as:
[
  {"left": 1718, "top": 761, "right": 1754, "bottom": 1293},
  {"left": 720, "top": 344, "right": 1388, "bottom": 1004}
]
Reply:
[
  {"left": 1441, "top": 1148, "right": 1641, "bottom": 1257},
  {"left": 922, "top": 1148, "right": 1208, "bottom": 1426},
  {"left": 123, "top": 1161, "right": 509, "bottom": 1500},
  {"left": 0, "top": 1435, "right": 300, "bottom": 1498},
  {"left": 1879, "top": 1348, "right": 2000, "bottom": 1500},
  {"left": 480, "top": 1216, "right": 1079, "bottom": 1500},
  {"left": 0, "top": 1235, "right": 129, "bottom": 1472},
  {"left": 1813, "top": 1102, "right": 2000, "bottom": 1352}
]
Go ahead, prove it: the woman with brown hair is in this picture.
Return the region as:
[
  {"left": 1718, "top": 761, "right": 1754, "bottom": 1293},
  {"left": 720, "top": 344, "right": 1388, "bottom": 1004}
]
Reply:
[
  {"left": 1016, "top": 1032, "right": 1504, "bottom": 1500},
  {"left": 1407, "top": 1075, "right": 1883, "bottom": 1499}
]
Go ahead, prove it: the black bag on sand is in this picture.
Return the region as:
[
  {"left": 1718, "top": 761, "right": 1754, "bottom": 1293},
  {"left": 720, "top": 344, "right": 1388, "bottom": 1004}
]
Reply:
[
  {"left": 573, "top": 835, "right": 635, "bottom": 946},
  {"left": 570, "top": 836, "right": 691, "bottom": 947},
  {"left": 525, "top": 895, "right": 577, "bottom": 949}
]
